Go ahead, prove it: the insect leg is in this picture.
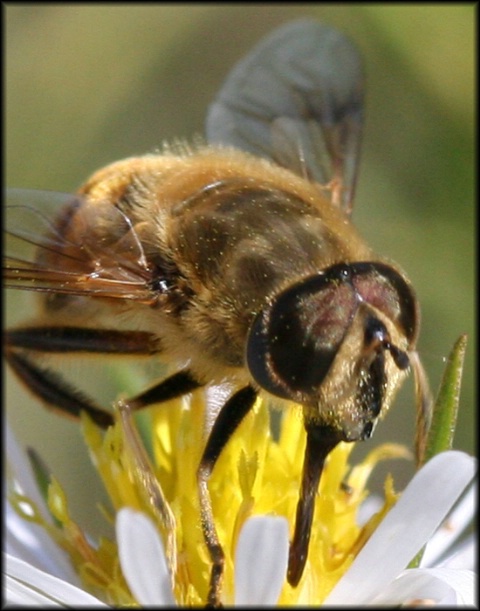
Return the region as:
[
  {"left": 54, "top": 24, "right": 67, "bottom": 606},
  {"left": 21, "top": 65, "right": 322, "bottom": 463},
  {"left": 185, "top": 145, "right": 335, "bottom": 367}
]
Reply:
[
  {"left": 197, "top": 385, "right": 257, "bottom": 606},
  {"left": 5, "top": 349, "right": 115, "bottom": 428},
  {"left": 5, "top": 326, "right": 161, "bottom": 355},
  {"left": 4, "top": 326, "right": 161, "bottom": 428},
  {"left": 126, "top": 370, "right": 202, "bottom": 410},
  {"left": 6, "top": 326, "right": 203, "bottom": 425},
  {"left": 287, "top": 423, "right": 342, "bottom": 587}
]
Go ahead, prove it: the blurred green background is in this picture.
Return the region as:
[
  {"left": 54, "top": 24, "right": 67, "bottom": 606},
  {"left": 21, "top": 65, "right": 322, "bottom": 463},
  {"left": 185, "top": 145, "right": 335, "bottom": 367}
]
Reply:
[{"left": 6, "top": 5, "right": 474, "bottom": 538}]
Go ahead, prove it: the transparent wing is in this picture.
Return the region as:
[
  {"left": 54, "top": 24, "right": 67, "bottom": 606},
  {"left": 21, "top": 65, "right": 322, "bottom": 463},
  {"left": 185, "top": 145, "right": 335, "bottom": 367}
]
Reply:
[
  {"left": 4, "top": 189, "right": 154, "bottom": 302},
  {"left": 206, "top": 19, "right": 364, "bottom": 215}
]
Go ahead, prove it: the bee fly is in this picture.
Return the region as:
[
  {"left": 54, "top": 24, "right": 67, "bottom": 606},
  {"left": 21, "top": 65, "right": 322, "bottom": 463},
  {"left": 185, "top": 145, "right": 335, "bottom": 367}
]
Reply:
[{"left": 4, "top": 19, "right": 432, "bottom": 606}]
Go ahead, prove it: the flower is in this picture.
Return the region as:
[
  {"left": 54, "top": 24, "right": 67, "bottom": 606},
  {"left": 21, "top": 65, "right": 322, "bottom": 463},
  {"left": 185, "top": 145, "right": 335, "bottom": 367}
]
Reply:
[
  {"left": 4, "top": 388, "right": 476, "bottom": 606},
  {"left": 5, "top": 554, "right": 107, "bottom": 607},
  {"left": 114, "top": 450, "right": 476, "bottom": 606},
  {"left": 322, "top": 451, "right": 476, "bottom": 606}
]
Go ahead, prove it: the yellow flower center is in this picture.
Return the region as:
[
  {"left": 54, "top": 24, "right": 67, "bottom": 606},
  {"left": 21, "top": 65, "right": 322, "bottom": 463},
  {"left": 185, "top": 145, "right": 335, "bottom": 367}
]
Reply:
[{"left": 9, "top": 390, "right": 409, "bottom": 606}]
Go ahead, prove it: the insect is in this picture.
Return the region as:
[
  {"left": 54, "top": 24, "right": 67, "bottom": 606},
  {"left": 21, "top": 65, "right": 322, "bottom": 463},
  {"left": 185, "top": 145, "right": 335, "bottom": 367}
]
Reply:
[{"left": 5, "top": 19, "right": 432, "bottom": 606}]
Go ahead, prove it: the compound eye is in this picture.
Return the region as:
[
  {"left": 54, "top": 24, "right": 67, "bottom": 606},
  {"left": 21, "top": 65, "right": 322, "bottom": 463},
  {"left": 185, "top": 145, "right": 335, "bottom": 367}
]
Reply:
[
  {"left": 351, "top": 262, "right": 419, "bottom": 346},
  {"left": 246, "top": 267, "right": 358, "bottom": 401}
]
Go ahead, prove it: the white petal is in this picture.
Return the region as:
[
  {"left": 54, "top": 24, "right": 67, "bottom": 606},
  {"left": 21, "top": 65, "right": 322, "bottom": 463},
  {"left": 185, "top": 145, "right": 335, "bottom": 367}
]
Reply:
[
  {"left": 116, "top": 508, "right": 175, "bottom": 606},
  {"left": 234, "top": 515, "right": 289, "bottom": 605},
  {"left": 324, "top": 451, "right": 476, "bottom": 605},
  {"left": 424, "top": 568, "right": 476, "bottom": 605},
  {"left": 5, "top": 500, "right": 82, "bottom": 587},
  {"left": 6, "top": 423, "right": 51, "bottom": 520},
  {"left": 5, "top": 553, "right": 107, "bottom": 607},
  {"left": 421, "top": 481, "right": 476, "bottom": 567},
  {"left": 439, "top": 536, "right": 476, "bottom": 570},
  {"left": 356, "top": 495, "right": 383, "bottom": 527},
  {"left": 370, "top": 568, "right": 476, "bottom": 607},
  {"left": 5, "top": 425, "right": 82, "bottom": 586}
]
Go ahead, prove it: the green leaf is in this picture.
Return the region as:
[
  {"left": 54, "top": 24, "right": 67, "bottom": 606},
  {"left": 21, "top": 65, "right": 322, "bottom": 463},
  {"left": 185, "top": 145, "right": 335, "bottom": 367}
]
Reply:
[
  {"left": 408, "top": 335, "right": 467, "bottom": 569},
  {"left": 26, "top": 447, "right": 62, "bottom": 527},
  {"left": 423, "top": 334, "right": 467, "bottom": 463}
]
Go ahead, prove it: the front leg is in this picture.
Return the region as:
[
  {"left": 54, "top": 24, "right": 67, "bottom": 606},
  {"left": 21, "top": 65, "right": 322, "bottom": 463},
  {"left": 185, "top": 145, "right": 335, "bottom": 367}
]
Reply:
[{"left": 197, "top": 385, "right": 258, "bottom": 606}]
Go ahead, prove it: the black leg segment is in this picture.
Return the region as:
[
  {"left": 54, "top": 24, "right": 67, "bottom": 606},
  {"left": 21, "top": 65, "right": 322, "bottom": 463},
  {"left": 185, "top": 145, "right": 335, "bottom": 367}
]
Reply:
[
  {"left": 197, "top": 385, "right": 258, "bottom": 606},
  {"left": 127, "top": 370, "right": 203, "bottom": 411},
  {"left": 5, "top": 327, "right": 160, "bottom": 355},
  {"left": 5, "top": 349, "right": 114, "bottom": 428}
]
